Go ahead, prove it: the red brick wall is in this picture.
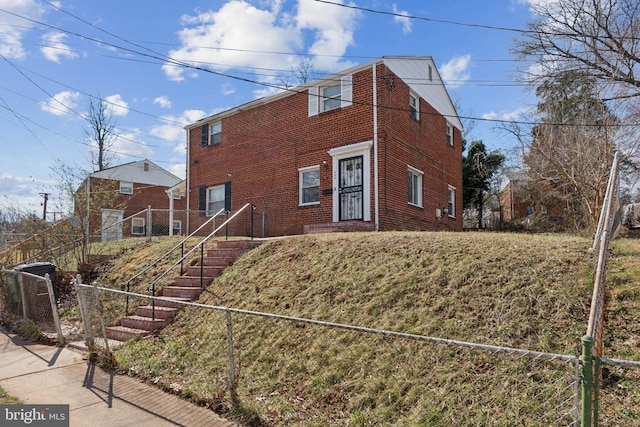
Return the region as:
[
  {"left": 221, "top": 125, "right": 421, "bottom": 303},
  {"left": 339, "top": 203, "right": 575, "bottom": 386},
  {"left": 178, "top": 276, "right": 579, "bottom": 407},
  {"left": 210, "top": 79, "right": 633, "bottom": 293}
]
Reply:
[{"left": 188, "top": 62, "right": 462, "bottom": 236}]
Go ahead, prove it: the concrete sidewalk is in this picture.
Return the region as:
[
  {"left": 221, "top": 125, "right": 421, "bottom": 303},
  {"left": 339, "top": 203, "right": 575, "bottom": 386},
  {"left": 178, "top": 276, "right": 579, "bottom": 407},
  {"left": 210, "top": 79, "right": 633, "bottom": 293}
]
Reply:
[{"left": 0, "top": 327, "right": 238, "bottom": 427}]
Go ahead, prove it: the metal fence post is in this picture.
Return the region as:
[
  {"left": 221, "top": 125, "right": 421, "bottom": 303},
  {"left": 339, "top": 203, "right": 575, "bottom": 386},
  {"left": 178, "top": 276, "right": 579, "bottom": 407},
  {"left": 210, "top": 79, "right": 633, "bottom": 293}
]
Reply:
[
  {"left": 74, "top": 275, "right": 94, "bottom": 347},
  {"left": 226, "top": 309, "right": 237, "bottom": 399},
  {"left": 582, "top": 335, "right": 594, "bottom": 427},
  {"left": 146, "top": 205, "right": 152, "bottom": 243},
  {"left": 44, "top": 273, "right": 64, "bottom": 345},
  {"left": 17, "top": 272, "right": 27, "bottom": 319}
]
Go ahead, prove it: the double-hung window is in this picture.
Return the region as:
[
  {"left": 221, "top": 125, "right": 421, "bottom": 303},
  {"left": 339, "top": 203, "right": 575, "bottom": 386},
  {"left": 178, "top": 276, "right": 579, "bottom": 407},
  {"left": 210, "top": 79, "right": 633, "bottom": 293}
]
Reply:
[
  {"left": 206, "top": 184, "right": 226, "bottom": 216},
  {"left": 308, "top": 75, "right": 352, "bottom": 116},
  {"left": 299, "top": 166, "right": 320, "bottom": 206},
  {"left": 448, "top": 186, "right": 456, "bottom": 218},
  {"left": 408, "top": 166, "right": 423, "bottom": 207},
  {"left": 120, "top": 181, "right": 133, "bottom": 194},
  {"left": 409, "top": 92, "right": 419, "bottom": 120},
  {"left": 131, "top": 217, "right": 145, "bottom": 235},
  {"left": 446, "top": 123, "right": 453, "bottom": 146},
  {"left": 209, "top": 122, "right": 222, "bottom": 145}
]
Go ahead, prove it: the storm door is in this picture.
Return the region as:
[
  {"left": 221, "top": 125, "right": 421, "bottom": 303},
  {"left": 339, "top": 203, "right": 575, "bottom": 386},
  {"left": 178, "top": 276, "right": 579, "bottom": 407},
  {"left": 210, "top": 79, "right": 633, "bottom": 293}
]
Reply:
[{"left": 338, "top": 155, "right": 363, "bottom": 220}]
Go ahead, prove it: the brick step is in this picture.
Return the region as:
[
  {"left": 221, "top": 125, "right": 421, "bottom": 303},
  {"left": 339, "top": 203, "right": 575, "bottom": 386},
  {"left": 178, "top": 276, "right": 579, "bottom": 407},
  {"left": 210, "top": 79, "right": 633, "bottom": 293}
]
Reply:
[
  {"left": 154, "top": 297, "right": 190, "bottom": 309},
  {"left": 106, "top": 325, "right": 149, "bottom": 342},
  {"left": 174, "top": 276, "right": 214, "bottom": 288},
  {"left": 119, "top": 315, "right": 168, "bottom": 331},
  {"left": 198, "top": 254, "right": 238, "bottom": 267},
  {"left": 136, "top": 305, "right": 178, "bottom": 319},
  {"left": 216, "top": 240, "right": 260, "bottom": 250},
  {"left": 162, "top": 285, "right": 203, "bottom": 299},
  {"left": 184, "top": 265, "right": 223, "bottom": 277}
]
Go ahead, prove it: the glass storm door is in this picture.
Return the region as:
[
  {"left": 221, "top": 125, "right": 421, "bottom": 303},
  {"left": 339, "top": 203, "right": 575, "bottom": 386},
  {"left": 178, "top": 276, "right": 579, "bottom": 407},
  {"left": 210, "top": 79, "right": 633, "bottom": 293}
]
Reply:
[{"left": 338, "top": 155, "right": 363, "bottom": 220}]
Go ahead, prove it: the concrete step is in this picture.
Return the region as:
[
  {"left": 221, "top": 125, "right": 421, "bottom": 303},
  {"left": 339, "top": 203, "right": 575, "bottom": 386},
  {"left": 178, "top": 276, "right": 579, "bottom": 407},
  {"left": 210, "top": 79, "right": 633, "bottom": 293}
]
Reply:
[
  {"left": 216, "top": 240, "right": 260, "bottom": 250},
  {"left": 106, "top": 325, "right": 149, "bottom": 342},
  {"left": 162, "top": 285, "right": 202, "bottom": 299},
  {"left": 135, "top": 305, "right": 178, "bottom": 320},
  {"left": 203, "top": 252, "right": 237, "bottom": 263},
  {"left": 173, "top": 276, "right": 214, "bottom": 288},
  {"left": 119, "top": 315, "right": 168, "bottom": 331}
]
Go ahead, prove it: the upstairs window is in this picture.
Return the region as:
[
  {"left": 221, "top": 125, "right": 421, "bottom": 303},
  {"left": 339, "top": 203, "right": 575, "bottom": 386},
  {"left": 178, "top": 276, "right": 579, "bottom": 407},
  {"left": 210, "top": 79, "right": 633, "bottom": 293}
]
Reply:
[
  {"left": 408, "top": 166, "right": 423, "bottom": 207},
  {"left": 308, "top": 75, "right": 352, "bottom": 116},
  {"left": 209, "top": 121, "right": 222, "bottom": 145},
  {"left": 409, "top": 92, "right": 419, "bottom": 120},
  {"left": 299, "top": 166, "right": 320, "bottom": 206},
  {"left": 446, "top": 123, "right": 453, "bottom": 146},
  {"left": 200, "top": 121, "right": 222, "bottom": 146},
  {"left": 120, "top": 181, "right": 133, "bottom": 194}
]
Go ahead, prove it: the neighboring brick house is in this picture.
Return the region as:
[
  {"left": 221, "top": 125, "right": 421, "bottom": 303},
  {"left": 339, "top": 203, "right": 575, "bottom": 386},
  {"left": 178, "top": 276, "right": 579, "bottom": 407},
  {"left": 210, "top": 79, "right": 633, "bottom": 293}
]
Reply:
[
  {"left": 75, "top": 159, "right": 186, "bottom": 240},
  {"left": 185, "top": 56, "right": 463, "bottom": 237},
  {"left": 498, "top": 172, "right": 565, "bottom": 223}
]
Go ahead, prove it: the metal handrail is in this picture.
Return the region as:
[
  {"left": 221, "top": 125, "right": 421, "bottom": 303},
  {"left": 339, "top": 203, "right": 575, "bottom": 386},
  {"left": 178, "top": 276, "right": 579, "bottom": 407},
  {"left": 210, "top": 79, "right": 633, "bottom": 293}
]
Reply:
[
  {"left": 124, "top": 208, "right": 225, "bottom": 287},
  {"left": 147, "top": 202, "right": 254, "bottom": 318}
]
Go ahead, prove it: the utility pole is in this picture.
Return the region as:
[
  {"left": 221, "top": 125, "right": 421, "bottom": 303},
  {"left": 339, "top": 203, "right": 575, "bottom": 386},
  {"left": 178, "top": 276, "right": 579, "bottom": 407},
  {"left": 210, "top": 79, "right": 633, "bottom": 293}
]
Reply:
[{"left": 39, "top": 192, "right": 50, "bottom": 221}]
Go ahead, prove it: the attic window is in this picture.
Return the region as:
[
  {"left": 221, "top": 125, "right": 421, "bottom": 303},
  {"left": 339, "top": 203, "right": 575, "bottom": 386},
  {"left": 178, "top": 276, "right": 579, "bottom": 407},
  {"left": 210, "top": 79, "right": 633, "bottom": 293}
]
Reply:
[{"left": 143, "top": 162, "right": 149, "bottom": 172}]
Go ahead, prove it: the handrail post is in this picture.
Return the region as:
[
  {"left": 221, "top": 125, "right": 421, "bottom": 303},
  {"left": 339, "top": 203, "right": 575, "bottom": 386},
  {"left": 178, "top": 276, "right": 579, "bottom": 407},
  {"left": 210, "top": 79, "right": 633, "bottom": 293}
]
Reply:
[
  {"left": 125, "top": 281, "right": 130, "bottom": 315},
  {"left": 250, "top": 204, "right": 255, "bottom": 240},
  {"left": 582, "top": 335, "right": 594, "bottom": 427},
  {"left": 200, "top": 243, "right": 204, "bottom": 288},
  {"left": 180, "top": 242, "right": 184, "bottom": 275}
]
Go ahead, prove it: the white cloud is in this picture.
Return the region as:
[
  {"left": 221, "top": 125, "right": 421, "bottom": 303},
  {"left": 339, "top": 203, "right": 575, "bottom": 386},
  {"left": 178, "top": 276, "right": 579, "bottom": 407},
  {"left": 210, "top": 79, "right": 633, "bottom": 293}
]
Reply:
[
  {"left": 40, "top": 90, "right": 81, "bottom": 116},
  {"left": 482, "top": 106, "right": 531, "bottom": 122},
  {"left": 163, "top": 0, "right": 359, "bottom": 83},
  {"left": 108, "top": 131, "right": 154, "bottom": 159},
  {"left": 0, "top": 0, "right": 44, "bottom": 59},
  {"left": 392, "top": 3, "right": 412, "bottom": 34},
  {"left": 40, "top": 31, "right": 79, "bottom": 63},
  {"left": 149, "top": 109, "right": 209, "bottom": 144},
  {"left": 440, "top": 55, "right": 472, "bottom": 89},
  {"left": 104, "top": 94, "right": 129, "bottom": 117},
  {"left": 153, "top": 96, "right": 172, "bottom": 109},
  {"left": 163, "top": 0, "right": 300, "bottom": 82},
  {"left": 296, "top": 0, "right": 360, "bottom": 70}
]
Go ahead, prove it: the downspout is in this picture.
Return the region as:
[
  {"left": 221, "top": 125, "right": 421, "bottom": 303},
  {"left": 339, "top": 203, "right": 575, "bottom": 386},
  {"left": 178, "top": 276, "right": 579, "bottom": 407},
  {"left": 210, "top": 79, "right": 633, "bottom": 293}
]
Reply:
[
  {"left": 373, "top": 62, "right": 380, "bottom": 231},
  {"left": 186, "top": 127, "right": 191, "bottom": 235}
]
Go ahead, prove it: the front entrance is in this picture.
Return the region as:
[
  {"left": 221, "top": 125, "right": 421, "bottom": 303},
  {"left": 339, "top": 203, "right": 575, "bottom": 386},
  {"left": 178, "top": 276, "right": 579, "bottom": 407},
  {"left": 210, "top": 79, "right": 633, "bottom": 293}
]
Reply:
[{"left": 338, "top": 156, "right": 363, "bottom": 220}]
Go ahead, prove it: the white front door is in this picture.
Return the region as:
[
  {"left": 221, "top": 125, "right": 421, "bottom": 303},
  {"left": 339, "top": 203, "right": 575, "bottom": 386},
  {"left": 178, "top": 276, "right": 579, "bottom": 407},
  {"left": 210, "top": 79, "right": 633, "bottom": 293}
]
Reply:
[{"left": 101, "top": 209, "right": 123, "bottom": 241}]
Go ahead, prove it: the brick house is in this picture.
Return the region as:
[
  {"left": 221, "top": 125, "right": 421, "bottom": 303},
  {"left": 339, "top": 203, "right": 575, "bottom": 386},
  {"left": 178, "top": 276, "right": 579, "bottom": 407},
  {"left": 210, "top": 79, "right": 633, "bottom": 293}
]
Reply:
[
  {"left": 185, "top": 56, "right": 463, "bottom": 237},
  {"left": 75, "top": 159, "right": 186, "bottom": 240},
  {"left": 498, "top": 171, "right": 566, "bottom": 224}
]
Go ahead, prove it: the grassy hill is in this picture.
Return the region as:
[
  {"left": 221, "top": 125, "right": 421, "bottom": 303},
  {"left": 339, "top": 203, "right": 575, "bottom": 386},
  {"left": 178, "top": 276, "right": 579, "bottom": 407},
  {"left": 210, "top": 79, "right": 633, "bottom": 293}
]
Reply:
[{"left": 102, "top": 231, "right": 640, "bottom": 426}]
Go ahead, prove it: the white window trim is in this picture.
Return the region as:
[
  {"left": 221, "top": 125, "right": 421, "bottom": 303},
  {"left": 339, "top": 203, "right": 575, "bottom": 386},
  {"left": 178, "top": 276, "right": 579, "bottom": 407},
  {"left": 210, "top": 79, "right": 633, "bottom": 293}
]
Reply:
[
  {"left": 131, "top": 217, "right": 145, "bottom": 235},
  {"left": 209, "top": 121, "right": 222, "bottom": 145},
  {"left": 448, "top": 185, "right": 456, "bottom": 218},
  {"left": 120, "top": 181, "right": 133, "bottom": 194},
  {"left": 308, "top": 75, "right": 352, "bottom": 116},
  {"left": 206, "top": 184, "right": 225, "bottom": 217},
  {"left": 407, "top": 166, "right": 423, "bottom": 208},
  {"left": 299, "top": 165, "right": 321, "bottom": 206},
  {"left": 409, "top": 92, "right": 419, "bottom": 120},
  {"left": 446, "top": 123, "right": 453, "bottom": 146},
  {"left": 328, "top": 141, "right": 372, "bottom": 222}
]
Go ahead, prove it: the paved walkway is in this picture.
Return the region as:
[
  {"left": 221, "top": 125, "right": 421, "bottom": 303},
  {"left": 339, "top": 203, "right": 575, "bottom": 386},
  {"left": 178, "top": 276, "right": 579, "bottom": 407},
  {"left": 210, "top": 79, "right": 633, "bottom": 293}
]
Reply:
[{"left": 0, "top": 327, "right": 238, "bottom": 427}]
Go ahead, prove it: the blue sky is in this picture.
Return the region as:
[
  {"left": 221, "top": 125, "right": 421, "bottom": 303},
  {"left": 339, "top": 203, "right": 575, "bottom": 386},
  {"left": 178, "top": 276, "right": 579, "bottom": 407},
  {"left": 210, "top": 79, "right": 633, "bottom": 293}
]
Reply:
[{"left": 0, "top": 0, "right": 538, "bottom": 218}]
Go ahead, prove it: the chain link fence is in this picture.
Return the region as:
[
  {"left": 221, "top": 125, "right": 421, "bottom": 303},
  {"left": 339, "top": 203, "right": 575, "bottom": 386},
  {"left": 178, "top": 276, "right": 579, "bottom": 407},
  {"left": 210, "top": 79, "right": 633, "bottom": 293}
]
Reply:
[
  {"left": 0, "top": 270, "right": 63, "bottom": 344},
  {"left": 75, "top": 283, "right": 580, "bottom": 426}
]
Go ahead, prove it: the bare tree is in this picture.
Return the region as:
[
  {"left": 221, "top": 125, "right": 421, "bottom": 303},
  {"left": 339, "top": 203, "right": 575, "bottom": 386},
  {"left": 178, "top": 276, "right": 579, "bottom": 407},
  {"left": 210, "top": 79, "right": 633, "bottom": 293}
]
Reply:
[
  {"left": 85, "top": 97, "right": 116, "bottom": 171},
  {"left": 513, "top": 0, "right": 640, "bottom": 99},
  {"left": 279, "top": 61, "right": 327, "bottom": 88}
]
